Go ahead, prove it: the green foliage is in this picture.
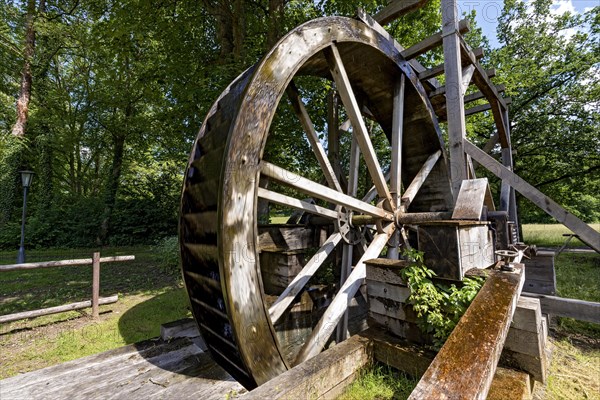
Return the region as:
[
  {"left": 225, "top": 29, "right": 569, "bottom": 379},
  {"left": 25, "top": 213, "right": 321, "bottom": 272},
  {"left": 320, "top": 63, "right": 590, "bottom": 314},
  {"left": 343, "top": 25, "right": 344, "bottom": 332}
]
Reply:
[
  {"left": 153, "top": 236, "right": 180, "bottom": 276},
  {"left": 483, "top": 1, "right": 600, "bottom": 223},
  {"left": 400, "top": 249, "right": 485, "bottom": 349}
]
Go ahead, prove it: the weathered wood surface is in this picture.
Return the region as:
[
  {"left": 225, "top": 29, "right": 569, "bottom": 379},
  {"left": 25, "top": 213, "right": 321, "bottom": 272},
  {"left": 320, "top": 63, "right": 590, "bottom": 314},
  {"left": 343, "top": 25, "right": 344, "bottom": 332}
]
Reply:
[
  {"left": 242, "top": 334, "right": 372, "bottom": 399},
  {"left": 523, "top": 250, "right": 556, "bottom": 295},
  {"left": 522, "top": 292, "right": 600, "bottom": 324},
  {"left": 0, "top": 255, "right": 135, "bottom": 272},
  {"left": 361, "top": 328, "right": 534, "bottom": 400},
  {"left": 257, "top": 225, "right": 317, "bottom": 252},
  {"left": 409, "top": 265, "right": 525, "bottom": 399},
  {"left": 464, "top": 139, "right": 600, "bottom": 253},
  {"left": 0, "top": 295, "right": 118, "bottom": 324},
  {"left": 452, "top": 178, "right": 488, "bottom": 220},
  {"left": 0, "top": 337, "right": 244, "bottom": 400},
  {"left": 373, "top": 0, "right": 429, "bottom": 25},
  {"left": 401, "top": 19, "right": 469, "bottom": 60},
  {"left": 417, "top": 222, "right": 494, "bottom": 280}
]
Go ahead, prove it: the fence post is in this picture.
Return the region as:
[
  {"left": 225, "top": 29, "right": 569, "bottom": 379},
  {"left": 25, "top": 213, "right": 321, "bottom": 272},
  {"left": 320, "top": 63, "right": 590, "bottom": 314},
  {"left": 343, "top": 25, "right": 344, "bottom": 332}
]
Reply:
[{"left": 92, "top": 252, "right": 100, "bottom": 318}]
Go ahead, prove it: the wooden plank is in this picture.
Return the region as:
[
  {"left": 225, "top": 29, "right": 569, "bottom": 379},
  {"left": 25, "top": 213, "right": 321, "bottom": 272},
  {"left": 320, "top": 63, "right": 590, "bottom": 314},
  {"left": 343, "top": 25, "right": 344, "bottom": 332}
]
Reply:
[
  {"left": 401, "top": 19, "right": 470, "bottom": 60},
  {"left": 464, "top": 139, "right": 600, "bottom": 253},
  {"left": 400, "top": 150, "right": 441, "bottom": 211},
  {"left": 522, "top": 292, "right": 600, "bottom": 323},
  {"left": 361, "top": 328, "right": 533, "bottom": 400},
  {"left": 258, "top": 225, "right": 315, "bottom": 252},
  {"left": 242, "top": 334, "right": 372, "bottom": 399},
  {"left": 355, "top": 9, "right": 442, "bottom": 89},
  {"left": 367, "top": 281, "right": 411, "bottom": 302},
  {"left": 487, "top": 368, "right": 532, "bottom": 400},
  {"left": 269, "top": 232, "right": 342, "bottom": 323},
  {"left": 286, "top": 82, "right": 342, "bottom": 192},
  {"left": 512, "top": 297, "right": 542, "bottom": 333},
  {"left": 409, "top": 265, "right": 525, "bottom": 399},
  {"left": 391, "top": 74, "right": 405, "bottom": 211},
  {"left": 452, "top": 178, "right": 488, "bottom": 220},
  {"left": 257, "top": 188, "right": 338, "bottom": 220},
  {"left": 373, "top": 0, "right": 429, "bottom": 25},
  {"left": 160, "top": 318, "right": 203, "bottom": 342},
  {"left": 441, "top": 0, "right": 468, "bottom": 199},
  {"left": 92, "top": 252, "right": 100, "bottom": 318},
  {"left": 458, "top": 37, "right": 509, "bottom": 147},
  {"left": 260, "top": 161, "right": 393, "bottom": 220},
  {"left": 0, "top": 255, "right": 135, "bottom": 272},
  {"left": 295, "top": 223, "right": 395, "bottom": 363},
  {"left": 324, "top": 43, "right": 394, "bottom": 207},
  {"left": 0, "top": 295, "right": 118, "bottom": 324}
]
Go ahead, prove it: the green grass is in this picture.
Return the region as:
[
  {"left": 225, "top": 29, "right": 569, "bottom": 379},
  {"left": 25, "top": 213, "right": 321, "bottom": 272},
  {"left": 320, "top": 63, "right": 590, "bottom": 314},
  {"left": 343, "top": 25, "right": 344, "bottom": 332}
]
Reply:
[
  {"left": 0, "top": 245, "right": 190, "bottom": 379},
  {"left": 553, "top": 252, "right": 600, "bottom": 337},
  {"left": 340, "top": 363, "right": 418, "bottom": 400},
  {"left": 522, "top": 223, "right": 600, "bottom": 248}
]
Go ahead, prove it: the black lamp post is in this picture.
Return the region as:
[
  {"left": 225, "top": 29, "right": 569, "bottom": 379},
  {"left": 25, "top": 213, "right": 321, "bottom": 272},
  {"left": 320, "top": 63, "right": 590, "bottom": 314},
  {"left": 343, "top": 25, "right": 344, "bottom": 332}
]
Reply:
[{"left": 17, "top": 170, "right": 34, "bottom": 264}]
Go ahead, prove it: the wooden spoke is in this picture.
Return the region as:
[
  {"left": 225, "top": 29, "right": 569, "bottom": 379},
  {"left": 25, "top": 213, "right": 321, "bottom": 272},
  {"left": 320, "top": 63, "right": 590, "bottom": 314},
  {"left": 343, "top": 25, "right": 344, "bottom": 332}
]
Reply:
[
  {"left": 400, "top": 150, "right": 442, "bottom": 211},
  {"left": 257, "top": 188, "right": 338, "bottom": 220},
  {"left": 269, "top": 232, "right": 343, "bottom": 324},
  {"left": 287, "top": 82, "right": 343, "bottom": 192},
  {"left": 391, "top": 74, "right": 406, "bottom": 210},
  {"left": 294, "top": 222, "right": 396, "bottom": 364},
  {"left": 260, "top": 161, "right": 393, "bottom": 220},
  {"left": 336, "top": 242, "right": 353, "bottom": 342},
  {"left": 324, "top": 43, "right": 394, "bottom": 208}
]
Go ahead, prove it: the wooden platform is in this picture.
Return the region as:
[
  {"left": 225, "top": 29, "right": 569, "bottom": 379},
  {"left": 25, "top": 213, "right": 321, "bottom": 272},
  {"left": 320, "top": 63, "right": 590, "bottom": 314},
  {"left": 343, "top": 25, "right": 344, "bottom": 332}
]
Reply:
[{"left": 0, "top": 336, "right": 245, "bottom": 400}]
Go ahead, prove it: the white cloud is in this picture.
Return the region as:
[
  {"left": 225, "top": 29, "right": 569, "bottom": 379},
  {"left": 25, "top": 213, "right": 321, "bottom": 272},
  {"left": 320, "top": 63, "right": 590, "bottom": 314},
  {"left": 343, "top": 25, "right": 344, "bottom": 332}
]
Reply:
[{"left": 550, "top": 0, "right": 577, "bottom": 15}]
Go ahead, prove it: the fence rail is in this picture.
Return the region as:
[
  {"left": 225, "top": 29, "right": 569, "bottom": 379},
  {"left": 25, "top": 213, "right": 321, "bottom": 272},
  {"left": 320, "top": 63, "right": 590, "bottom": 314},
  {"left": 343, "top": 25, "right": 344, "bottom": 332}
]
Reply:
[{"left": 0, "top": 252, "right": 134, "bottom": 323}]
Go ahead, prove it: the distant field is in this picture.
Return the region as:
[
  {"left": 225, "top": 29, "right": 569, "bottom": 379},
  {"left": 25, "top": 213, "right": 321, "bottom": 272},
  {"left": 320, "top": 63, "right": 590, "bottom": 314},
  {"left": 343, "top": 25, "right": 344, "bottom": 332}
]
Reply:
[{"left": 522, "top": 223, "right": 600, "bottom": 248}]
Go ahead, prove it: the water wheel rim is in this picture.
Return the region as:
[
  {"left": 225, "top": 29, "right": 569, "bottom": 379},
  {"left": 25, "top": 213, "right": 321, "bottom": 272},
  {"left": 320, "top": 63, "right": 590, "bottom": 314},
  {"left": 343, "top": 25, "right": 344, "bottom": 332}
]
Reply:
[{"left": 182, "top": 16, "right": 451, "bottom": 389}]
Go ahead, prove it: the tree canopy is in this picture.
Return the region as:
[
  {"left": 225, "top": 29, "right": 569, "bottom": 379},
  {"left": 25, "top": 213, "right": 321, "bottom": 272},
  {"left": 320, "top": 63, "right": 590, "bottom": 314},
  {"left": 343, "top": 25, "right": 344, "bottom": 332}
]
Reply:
[{"left": 0, "top": 0, "right": 597, "bottom": 249}]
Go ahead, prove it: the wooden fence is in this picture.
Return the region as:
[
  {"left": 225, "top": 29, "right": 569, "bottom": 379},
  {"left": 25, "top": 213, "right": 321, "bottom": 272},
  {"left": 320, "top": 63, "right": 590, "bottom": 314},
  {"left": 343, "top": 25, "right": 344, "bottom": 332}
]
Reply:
[{"left": 0, "top": 253, "right": 134, "bottom": 324}]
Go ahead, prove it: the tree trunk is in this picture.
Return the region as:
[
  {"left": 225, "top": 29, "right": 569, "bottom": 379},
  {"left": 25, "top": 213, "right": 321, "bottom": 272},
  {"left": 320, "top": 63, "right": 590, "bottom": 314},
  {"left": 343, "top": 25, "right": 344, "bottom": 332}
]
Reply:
[
  {"left": 12, "top": 0, "right": 45, "bottom": 137},
  {"left": 97, "top": 131, "right": 126, "bottom": 245},
  {"left": 267, "top": 0, "right": 284, "bottom": 49}
]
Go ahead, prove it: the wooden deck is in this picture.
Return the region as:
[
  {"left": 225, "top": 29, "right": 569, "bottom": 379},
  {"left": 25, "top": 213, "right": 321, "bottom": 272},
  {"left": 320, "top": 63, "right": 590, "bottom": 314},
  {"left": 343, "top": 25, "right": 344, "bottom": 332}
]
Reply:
[{"left": 0, "top": 336, "right": 245, "bottom": 400}]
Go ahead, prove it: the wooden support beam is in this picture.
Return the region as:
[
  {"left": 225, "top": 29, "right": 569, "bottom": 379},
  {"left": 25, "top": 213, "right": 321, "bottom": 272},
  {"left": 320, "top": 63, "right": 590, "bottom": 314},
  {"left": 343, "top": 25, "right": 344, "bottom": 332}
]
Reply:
[
  {"left": 243, "top": 334, "right": 372, "bottom": 400},
  {"left": 441, "top": 0, "right": 467, "bottom": 200},
  {"left": 401, "top": 19, "right": 470, "bottom": 60},
  {"left": 360, "top": 328, "right": 533, "bottom": 400},
  {"left": 409, "top": 266, "right": 525, "bottom": 399},
  {"left": 401, "top": 150, "right": 442, "bottom": 211},
  {"left": 464, "top": 139, "right": 600, "bottom": 253},
  {"left": 356, "top": 9, "right": 441, "bottom": 89},
  {"left": 373, "top": 0, "right": 429, "bottom": 25},
  {"left": 522, "top": 292, "right": 600, "bottom": 324},
  {"left": 92, "top": 252, "right": 100, "bottom": 318},
  {"left": 0, "top": 295, "right": 119, "bottom": 324},
  {"left": 459, "top": 36, "right": 510, "bottom": 147}
]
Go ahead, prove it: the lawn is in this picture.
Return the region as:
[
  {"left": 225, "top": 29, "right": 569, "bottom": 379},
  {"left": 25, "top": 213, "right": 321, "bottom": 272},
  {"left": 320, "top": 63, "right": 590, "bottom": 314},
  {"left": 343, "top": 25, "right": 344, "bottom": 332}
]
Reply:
[
  {"left": 0, "top": 246, "right": 191, "bottom": 379},
  {"left": 0, "top": 224, "right": 598, "bottom": 397}
]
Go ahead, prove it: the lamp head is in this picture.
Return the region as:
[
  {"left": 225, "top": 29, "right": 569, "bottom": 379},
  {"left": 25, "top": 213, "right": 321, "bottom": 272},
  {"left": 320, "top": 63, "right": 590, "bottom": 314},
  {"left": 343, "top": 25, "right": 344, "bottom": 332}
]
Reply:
[{"left": 19, "top": 170, "right": 34, "bottom": 188}]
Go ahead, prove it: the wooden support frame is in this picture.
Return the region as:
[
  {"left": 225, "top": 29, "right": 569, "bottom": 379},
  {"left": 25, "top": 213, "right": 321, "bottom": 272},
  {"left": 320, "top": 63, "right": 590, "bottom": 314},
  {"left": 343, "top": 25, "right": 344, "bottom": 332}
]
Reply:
[
  {"left": 373, "top": 0, "right": 429, "bottom": 25},
  {"left": 441, "top": 0, "right": 468, "bottom": 199},
  {"left": 401, "top": 19, "right": 470, "bottom": 60},
  {"left": 464, "top": 139, "right": 600, "bottom": 252},
  {"left": 523, "top": 292, "right": 600, "bottom": 324},
  {"left": 409, "top": 266, "right": 525, "bottom": 399}
]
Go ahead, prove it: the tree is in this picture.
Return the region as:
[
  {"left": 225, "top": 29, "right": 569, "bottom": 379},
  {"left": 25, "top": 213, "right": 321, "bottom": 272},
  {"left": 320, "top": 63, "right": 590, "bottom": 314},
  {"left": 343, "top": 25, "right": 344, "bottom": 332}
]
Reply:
[{"left": 488, "top": 0, "right": 599, "bottom": 222}]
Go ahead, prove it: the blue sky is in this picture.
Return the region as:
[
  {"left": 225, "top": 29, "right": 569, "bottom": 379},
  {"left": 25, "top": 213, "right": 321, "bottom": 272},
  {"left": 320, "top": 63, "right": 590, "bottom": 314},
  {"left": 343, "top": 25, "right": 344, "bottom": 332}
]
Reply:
[{"left": 468, "top": 0, "right": 598, "bottom": 47}]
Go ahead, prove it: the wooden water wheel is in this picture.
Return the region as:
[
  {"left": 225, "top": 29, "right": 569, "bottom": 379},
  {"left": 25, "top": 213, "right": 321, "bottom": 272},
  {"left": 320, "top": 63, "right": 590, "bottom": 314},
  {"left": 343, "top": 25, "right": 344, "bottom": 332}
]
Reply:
[{"left": 179, "top": 16, "right": 454, "bottom": 389}]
